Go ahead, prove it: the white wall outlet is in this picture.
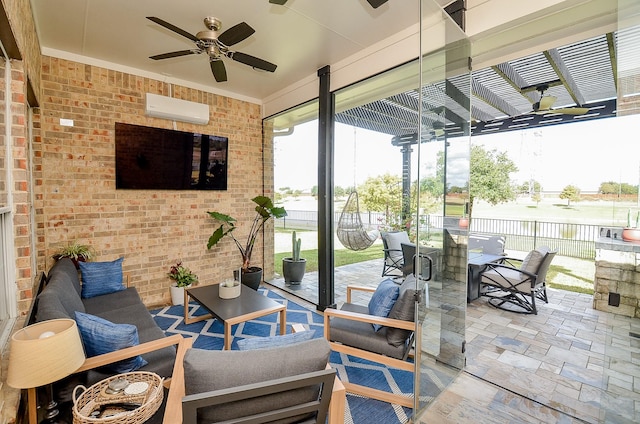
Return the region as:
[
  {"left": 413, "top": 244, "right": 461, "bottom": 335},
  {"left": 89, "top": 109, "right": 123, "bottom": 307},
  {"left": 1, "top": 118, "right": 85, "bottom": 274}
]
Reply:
[{"left": 60, "top": 118, "right": 74, "bottom": 127}]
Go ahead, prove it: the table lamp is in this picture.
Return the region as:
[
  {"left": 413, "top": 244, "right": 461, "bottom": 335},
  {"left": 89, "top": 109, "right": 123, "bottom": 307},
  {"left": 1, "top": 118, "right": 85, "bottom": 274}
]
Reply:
[{"left": 7, "top": 319, "right": 86, "bottom": 424}]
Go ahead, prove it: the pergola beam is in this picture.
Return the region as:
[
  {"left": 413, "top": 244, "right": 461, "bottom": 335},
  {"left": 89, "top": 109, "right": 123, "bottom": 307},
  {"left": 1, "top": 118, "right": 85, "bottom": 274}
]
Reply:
[{"left": 544, "top": 48, "right": 586, "bottom": 106}]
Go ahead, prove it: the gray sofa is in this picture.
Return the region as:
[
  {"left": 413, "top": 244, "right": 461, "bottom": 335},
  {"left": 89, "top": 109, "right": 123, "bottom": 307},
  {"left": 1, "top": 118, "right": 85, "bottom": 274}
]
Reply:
[{"left": 35, "top": 258, "right": 176, "bottom": 386}]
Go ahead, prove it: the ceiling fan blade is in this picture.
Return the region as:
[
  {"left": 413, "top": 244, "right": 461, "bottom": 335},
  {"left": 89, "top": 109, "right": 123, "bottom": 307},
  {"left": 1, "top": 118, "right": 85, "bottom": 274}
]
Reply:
[
  {"left": 367, "top": 0, "right": 389, "bottom": 8},
  {"left": 231, "top": 52, "right": 277, "bottom": 72},
  {"left": 218, "top": 22, "right": 255, "bottom": 47},
  {"left": 146, "top": 17, "right": 199, "bottom": 42},
  {"left": 269, "top": 0, "right": 288, "bottom": 4},
  {"left": 210, "top": 60, "right": 228, "bottom": 82},
  {"left": 149, "top": 50, "right": 197, "bottom": 60},
  {"left": 538, "top": 95, "right": 556, "bottom": 110},
  {"left": 553, "top": 107, "right": 589, "bottom": 115}
]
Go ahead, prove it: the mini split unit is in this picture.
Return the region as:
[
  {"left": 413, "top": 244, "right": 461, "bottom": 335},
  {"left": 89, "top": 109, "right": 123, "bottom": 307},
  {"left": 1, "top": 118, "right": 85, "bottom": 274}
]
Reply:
[{"left": 144, "top": 93, "right": 210, "bottom": 125}]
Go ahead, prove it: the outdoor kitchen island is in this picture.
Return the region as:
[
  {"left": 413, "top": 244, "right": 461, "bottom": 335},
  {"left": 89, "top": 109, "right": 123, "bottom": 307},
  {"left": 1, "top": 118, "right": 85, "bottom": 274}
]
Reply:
[{"left": 594, "top": 235, "right": 640, "bottom": 318}]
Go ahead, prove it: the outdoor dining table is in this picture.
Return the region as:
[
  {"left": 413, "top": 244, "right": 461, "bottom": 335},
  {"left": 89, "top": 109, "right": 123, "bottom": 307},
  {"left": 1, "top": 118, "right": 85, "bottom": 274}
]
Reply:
[{"left": 467, "top": 252, "right": 505, "bottom": 302}]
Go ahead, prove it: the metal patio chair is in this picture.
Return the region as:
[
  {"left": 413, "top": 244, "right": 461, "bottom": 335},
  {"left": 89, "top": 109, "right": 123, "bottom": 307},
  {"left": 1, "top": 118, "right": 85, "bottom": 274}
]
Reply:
[{"left": 480, "top": 246, "right": 556, "bottom": 314}]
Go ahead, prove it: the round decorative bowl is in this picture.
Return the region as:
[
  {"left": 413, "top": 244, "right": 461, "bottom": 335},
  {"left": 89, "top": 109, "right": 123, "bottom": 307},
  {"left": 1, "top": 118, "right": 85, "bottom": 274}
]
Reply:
[{"left": 219, "top": 281, "right": 241, "bottom": 299}]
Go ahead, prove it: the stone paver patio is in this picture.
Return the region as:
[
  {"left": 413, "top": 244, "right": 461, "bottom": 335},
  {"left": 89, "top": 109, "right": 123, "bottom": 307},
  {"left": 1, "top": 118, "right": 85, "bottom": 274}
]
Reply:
[{"left": 267, "top": 257, "right": 640, "bottom": 423}]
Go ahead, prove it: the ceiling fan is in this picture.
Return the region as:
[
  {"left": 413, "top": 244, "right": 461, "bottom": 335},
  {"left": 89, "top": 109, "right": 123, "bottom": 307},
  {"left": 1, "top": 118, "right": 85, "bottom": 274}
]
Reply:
[
  {"left": 147, "top": 16, "right": 277, "bottom": 83},
  {"left": 269, "top": 0, "right": 389, "bottom": 8},
  {"left": 531, "top": 84, "right": 589, "bottom": 115}
]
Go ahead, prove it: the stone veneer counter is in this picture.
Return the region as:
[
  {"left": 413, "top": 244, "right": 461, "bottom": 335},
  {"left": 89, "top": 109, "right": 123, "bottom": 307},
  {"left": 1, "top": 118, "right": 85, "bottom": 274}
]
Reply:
[{"left": 594, "top": 237, "right": 640, "bottom": 318}]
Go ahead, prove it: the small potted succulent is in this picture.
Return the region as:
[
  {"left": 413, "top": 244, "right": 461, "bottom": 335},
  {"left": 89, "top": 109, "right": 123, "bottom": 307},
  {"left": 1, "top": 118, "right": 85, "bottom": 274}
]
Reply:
[
  {"left": 52, "top": 241, "right": 96, "bottom": 269},
  {"left": 622, "top": 209, "right": 640, "bottom": 243},
  {"left": 282, "top": 231, "right": 306, "bottom": 284},
  {"left": 167, "top": 261, "right": 198, "bottom": 305}
]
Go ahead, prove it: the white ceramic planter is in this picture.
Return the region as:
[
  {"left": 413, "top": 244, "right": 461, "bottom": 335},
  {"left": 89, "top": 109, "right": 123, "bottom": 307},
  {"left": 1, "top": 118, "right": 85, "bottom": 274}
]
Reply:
[
  {"left": 219, "top": 281, "right": 241, "bottom": 299},
  {"left": 170, "top": 284, "right": 187, "bottom": 305}
]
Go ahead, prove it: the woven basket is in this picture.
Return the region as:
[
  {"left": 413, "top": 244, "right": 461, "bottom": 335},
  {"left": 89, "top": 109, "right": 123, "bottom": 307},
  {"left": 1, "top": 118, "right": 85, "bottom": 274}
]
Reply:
[{"left": 72, "top": 372, "right": 164, "bottom": 424}]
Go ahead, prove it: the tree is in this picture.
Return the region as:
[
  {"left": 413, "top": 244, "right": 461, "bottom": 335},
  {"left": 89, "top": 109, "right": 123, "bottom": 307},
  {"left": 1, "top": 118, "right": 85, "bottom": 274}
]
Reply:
[
  {"left": 559, "top": 185, "right": 581, "bottom": 206},
  {"left": 599, "top": 181, "right": 638, "bottom": 195},
  {"left": 518, "top": 180, "right": 542, "bottom": 196},
  {"left": 468, "top": 145, "right": 519, "bottom": 219},
  {"left": 358, "top": 174, "right": 403, "bottom": 227}
]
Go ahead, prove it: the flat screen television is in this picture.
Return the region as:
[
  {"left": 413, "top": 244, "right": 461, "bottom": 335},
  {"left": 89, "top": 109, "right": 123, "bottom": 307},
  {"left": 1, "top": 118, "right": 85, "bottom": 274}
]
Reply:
[{"left": 115, "top": 122, "right": 228, "bottom": 190}]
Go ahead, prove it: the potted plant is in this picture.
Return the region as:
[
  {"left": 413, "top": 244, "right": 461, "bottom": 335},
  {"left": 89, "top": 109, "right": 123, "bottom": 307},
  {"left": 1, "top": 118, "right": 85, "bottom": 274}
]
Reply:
[
  {"left": 207, "top": 196, "right": 287, "bottom": 290},
  {"left": 622, "top": 209, "right": 640, "bottom": 243},
  {"left": 52, "top": 241, "right": 96, "bottom": 269},
  {"left": 282, "top": 231, "right": 306, "bottom": 284},
  {"left": 167, "top": 261, "right": 198, "bottom": 305}
]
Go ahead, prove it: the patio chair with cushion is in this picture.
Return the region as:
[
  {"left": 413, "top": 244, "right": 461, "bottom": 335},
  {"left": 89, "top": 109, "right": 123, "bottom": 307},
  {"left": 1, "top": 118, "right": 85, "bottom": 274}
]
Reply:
[
  {"left": 163, "top": 335, "right": 345, "bottom": 424},
  {"left": 480, "top": 246, "right": 557, "bottom": 314},
  {"left": 324, "top": 275, "right": 423, "bottom": 407},
  {"left": 468, "top": 234, "right": 506, "bottom": 256},
  {"left": 381, "top": 231, "right": 411, "bottom": 277}
]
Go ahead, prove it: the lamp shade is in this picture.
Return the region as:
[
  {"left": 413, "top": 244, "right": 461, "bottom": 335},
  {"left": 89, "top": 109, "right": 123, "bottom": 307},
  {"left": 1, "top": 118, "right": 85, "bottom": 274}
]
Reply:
[{"left": 7, "top": 319, "right": 85, "bottom": 389}]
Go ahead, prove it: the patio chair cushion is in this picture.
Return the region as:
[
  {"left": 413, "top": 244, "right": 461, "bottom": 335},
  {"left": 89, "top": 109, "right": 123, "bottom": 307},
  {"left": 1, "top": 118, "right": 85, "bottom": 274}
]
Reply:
[
  {"left": 481, "top": 267, "right": 532, "bottom": 292},
  {"left": 183, "top": 338, "right": 330, "bottom": 423},
  {"left": 386, "top": 277, "right": 418, "bottom": 347},
  {"left": 368, "top": 278, "right": 400, "bottom": 331},
  {"left": 329, "top": 303, "right": 408, "bottom": 360},
  {"left": 384, "top": 231, "right": 410, "bottom": 262},
  {"left": 237, "top": 330, "right": 316, "bottom": 351},
  {"left": 79, "top": 257, "right": 125, "bottom": 299},
  {"left": 520, "top": 248, "right": 547, "bottom": 273}
]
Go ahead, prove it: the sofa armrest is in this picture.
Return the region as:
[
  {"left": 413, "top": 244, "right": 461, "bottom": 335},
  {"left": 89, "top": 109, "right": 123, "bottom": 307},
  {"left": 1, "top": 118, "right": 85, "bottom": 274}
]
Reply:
[
  {"left": 75, "top": 334, "right": 184, "bottom": 373},
  {"left": 163, "top": 336, "right": 194, "bottom": 424},
  {"left": 323, "top": 307, "right": 415, "bottom": 334}
]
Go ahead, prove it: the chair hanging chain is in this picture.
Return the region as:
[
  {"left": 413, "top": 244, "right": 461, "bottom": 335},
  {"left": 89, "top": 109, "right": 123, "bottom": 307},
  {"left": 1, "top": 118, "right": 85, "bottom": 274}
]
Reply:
[{"left": 353, "top": 126, "right": 357, "bottom": 190}]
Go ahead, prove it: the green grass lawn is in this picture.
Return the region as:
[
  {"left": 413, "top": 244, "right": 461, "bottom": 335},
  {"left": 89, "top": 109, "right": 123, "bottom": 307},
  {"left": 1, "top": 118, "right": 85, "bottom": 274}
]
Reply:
[
  {"left": 274, "top": 244, "right": 382, "bottom": 275},
  {"left": 274, "top": 196, "right": 616, "bottom": 294}
]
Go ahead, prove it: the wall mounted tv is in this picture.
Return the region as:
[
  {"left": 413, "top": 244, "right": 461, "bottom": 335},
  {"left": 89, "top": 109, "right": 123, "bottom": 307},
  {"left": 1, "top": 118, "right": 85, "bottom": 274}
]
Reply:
[{"left": 115, "top": 122, "right": 228, "bottom": 190}]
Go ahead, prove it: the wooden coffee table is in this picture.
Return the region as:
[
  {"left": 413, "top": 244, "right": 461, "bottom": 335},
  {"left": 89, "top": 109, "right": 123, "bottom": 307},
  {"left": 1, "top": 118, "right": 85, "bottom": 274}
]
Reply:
[{"left": 184, "top": 284, "right": 287, "bottom": 350}]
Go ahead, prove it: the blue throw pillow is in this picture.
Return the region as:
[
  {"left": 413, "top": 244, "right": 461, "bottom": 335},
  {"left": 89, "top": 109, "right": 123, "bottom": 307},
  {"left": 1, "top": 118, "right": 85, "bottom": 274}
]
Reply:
[
  {"left": 75, "top": 311, "right": 148, "bottom": 373},
  {"left": 236, "top": 330, "right": 315, "bottom": 351},
  {"left": 368, "top": 278, "right": 400, "bottom": 331},
  {"left": 79, "top": 257, "right": 125, "bottom": 299}
]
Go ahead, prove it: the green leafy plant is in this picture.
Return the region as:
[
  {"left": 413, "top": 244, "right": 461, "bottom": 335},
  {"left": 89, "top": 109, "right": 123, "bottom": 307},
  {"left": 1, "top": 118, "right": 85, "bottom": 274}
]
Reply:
[
  {"left": 207, "top": 196, "right": 287, "bottom": 271},
  {"left": 167, "top": 261, "right": 198, "bottom": 287},
  {"left": 52, "top": 241, "right": 96, "bottom": 262}
]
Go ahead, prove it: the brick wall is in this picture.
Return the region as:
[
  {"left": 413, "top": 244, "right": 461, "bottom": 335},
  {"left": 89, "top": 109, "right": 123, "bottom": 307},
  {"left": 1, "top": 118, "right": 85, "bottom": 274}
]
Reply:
[{"left": 36, "top": 56, "right": 273, "bottom": 309}]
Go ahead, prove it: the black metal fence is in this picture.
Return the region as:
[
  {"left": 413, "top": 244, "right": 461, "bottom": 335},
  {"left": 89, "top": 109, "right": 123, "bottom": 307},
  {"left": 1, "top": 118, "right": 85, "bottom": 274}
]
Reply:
[{"left": 276, "top": 210, "right": 600, "bottom": 260}]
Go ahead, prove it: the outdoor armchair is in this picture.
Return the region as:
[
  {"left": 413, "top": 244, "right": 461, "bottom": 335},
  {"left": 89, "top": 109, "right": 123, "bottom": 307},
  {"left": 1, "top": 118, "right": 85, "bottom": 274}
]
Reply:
[
  {"left": 469, "top": 234, "right": 506, "bottom": 256},
  {"left": 324, "top": 276, "right": 420, "bottom": 408},
  {"left": 163, "top": 333, "right": 345, "bottom": 424},
  {"left": 480, "top": 246, "right": 556, "bottom": 314},
  {"left": 381, "top": 231, "right": 411, "bottom": 277}
]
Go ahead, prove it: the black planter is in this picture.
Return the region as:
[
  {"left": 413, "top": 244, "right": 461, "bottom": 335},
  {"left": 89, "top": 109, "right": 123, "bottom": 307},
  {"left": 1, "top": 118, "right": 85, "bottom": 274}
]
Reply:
[
  {"left": 282, "top": 258, "right": 306, "bottom": 284},
  {"left": 234, "top": 267, "right": 262, "bottom": 291}
]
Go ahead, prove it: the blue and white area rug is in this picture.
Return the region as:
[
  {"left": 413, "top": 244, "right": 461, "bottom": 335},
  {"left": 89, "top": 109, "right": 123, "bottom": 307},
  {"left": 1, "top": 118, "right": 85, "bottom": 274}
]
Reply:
[{"left": 150, "top": 288, "right": 415, "bottom": 423}]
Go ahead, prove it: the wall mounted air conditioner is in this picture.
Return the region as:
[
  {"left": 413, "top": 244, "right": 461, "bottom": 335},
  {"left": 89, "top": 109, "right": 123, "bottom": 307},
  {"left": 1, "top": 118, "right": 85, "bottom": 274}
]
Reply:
[{"left": 144, "top": 93, "right": 210, "bottom": 125}]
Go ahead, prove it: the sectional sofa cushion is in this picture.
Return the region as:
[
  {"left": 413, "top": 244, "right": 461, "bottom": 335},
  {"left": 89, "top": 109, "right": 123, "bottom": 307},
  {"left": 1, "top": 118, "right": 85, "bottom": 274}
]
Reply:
[
  {"left": 75, "top": 311, "right": 148, "bottom": 373},
  {"left": 47, "top": 257, "right": 82, "bottom": 296},
  {"left": 79, "top": 257, "right": 125, "bottom": 299},
  {"left": 184, "top": 338, "right": 330, "bottom": 423}
]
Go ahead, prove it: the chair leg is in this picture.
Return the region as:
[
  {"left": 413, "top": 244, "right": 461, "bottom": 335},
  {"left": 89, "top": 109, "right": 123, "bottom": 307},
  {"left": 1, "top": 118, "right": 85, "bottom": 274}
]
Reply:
[
  {"left": 487, "top": 291, "right": 537, "bottom": 314},
  {"left": 535, "top": 283, "right": 548, "bottom": 303}
]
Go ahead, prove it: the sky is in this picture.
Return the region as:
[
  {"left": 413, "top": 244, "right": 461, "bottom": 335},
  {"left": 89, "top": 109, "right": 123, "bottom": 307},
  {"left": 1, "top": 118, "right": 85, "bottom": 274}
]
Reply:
[{"left": 274, "top": 114, "right": 640, "bottom": 193}]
